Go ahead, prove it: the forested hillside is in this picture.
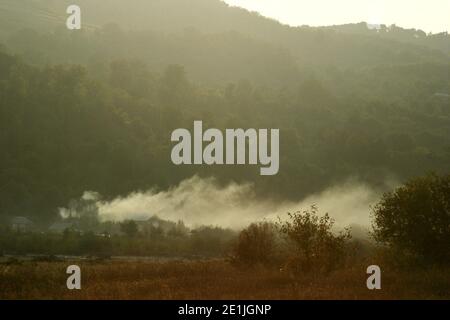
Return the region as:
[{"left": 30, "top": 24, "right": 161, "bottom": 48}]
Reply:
[
  {"left": 2, "top": 0, "right": 449, "bottom": 81},
  {"left": 0, "top": 0, "right": 449, "bottom": 222}
]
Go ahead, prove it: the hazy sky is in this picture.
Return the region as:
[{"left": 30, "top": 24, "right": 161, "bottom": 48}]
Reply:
[{"left": 223, "top": 0, "right": 450, "bottom": 33}]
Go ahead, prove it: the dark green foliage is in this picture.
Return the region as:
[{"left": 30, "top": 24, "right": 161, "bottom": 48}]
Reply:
[
  {"left": 0, "top": 221, "right": 237, "bottom": 257},
  {"left": 0, "top": 0, "right": 448, "bottom": 224},
  {"left": 190, "top": 226, "right": 236, "bottom": 256},
  {"left": 120, "top": 220, "right": 138, "bottom": 237},
  {"left": 0, "top": 47, "right": 449, "bottom": 222},
  {"left": 372, "top": 173, "right": 450, "bottom": 264}
]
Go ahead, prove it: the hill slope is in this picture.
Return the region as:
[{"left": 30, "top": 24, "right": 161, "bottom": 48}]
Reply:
[{"left": 1, "top": 0, "right": 448, "bottom": 74}]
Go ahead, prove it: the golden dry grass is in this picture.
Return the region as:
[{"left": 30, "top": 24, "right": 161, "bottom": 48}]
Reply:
[{"left": 0, "top": 260, "right": 448, "bottom": 300}]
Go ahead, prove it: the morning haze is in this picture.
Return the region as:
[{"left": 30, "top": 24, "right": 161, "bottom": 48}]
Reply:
[
  {"left": 0, "top": 0, "right": 448, "bottom": 300},
  {"left": 224, "top": 0, "right": 450, "bottom": 34}
]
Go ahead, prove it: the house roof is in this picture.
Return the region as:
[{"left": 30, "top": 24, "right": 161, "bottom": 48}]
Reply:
[
  {"left": 10, "top": 216, "right": 33, "bottom": 225},
  {"left": 48, "top": 222, "right": 77, "bottom": 232}
]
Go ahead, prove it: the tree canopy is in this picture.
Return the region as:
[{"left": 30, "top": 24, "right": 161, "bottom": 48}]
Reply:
[{"left": 0, "top": 0, "right": 449, "bottom": 222}]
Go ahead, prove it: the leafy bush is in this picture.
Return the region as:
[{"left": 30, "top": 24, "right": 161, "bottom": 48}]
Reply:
[
  {"left": 120, "top": 220, "right": 138, "bottom": 237},
  {"left": 190, "top": 226, "right": 236, "bottom": 256},
  {"left": 279, "top": 206, "right": 351, "bottom": 275},
  {"left": 372, "top": 173, "right": 450, "bottom": 265},
  {"left": 231, "top": 222, "right": 278, "bottom": 267}
]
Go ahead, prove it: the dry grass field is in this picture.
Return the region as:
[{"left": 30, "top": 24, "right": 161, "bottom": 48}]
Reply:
[{"left": 0, "top": 259, "right": 448, "bottom": 300}]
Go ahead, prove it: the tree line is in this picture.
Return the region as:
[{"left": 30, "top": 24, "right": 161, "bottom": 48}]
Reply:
[{"left": 0, "top": 47, "right": 449, "bottom": 221}]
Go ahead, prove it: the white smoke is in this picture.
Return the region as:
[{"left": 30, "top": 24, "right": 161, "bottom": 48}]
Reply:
[
  {"left": 96, "top": 175, "right": 390, "bottom": 229},
  {"left": 82, "top": 191, "right": 101, "bottom": 201}
]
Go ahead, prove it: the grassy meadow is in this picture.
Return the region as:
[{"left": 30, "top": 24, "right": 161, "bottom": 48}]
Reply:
[{"left": 0, "top": 259, "right": 448, "bottom": 300}]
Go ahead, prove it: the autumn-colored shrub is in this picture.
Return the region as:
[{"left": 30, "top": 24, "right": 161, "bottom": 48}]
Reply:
[
  {"left": 231, "top": 222, "right": 278, "bottom": 267},
  {"left": 279, "top": 206, "right": 351, "bottom": 275}
]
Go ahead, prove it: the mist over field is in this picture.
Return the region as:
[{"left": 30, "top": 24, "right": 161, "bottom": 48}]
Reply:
[
  {"left": 0, "top": 0, "right": 449, "bottom": 301},
  {"left": 95, "top": 175, "right": 390, "bottom": 229}
]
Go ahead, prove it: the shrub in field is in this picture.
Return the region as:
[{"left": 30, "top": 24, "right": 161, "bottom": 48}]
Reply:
[
  {"left": 190, "top": 226, "right": 236, "bottom": 256},
  {"left": 231, "top": 222, "right": 278, "bottom": 267},
  {"left": 372, "top": 173, "right": 450, "bottom": 265},
  {"left": 120, "top": 220, "right": 138, "bottom": 237},
  {"left": 279, "top": 206, "right": 351, "bottom": 275}
]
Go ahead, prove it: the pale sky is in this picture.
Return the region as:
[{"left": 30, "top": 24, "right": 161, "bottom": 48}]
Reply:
[{"left": 223, "top": 0, "right": 450, "bottom": 34}]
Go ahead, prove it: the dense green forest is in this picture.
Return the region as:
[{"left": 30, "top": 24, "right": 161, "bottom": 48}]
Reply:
[{"left": 0, "top": 0, "right": 449, "bottom": 223}]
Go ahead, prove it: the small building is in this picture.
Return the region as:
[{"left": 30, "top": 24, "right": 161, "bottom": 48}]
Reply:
[
  {"left": 135, "top": 216, "right": 188, "bottom": 235},
  {"left": 146, "top": 215, "right": 177, "bottom": 232},
  {"left": 48, "top": 221, "right": 79, "bottom": 234},
  {"left": 10, "top": 216, "right": 34, "bottom": 232}
]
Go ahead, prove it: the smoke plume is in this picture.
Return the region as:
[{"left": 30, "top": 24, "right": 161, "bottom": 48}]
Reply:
[{"left": 96, "top": 175, "right": 389, "bottom": 229}]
